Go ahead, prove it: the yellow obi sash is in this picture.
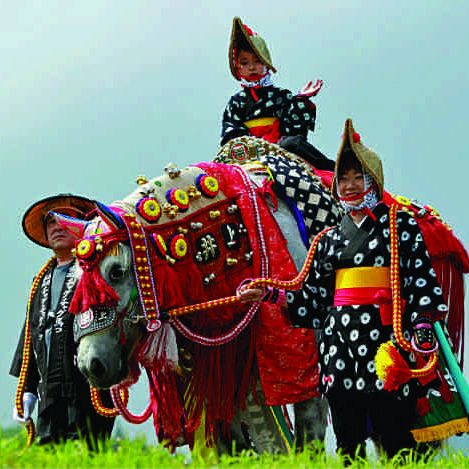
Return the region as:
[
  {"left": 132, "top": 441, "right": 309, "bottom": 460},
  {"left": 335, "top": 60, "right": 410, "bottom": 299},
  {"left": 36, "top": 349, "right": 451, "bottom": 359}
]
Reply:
[
  {"left": 244, "top": 117, "right": 279, "bottom": 128},
  {"left": 334, "top": 267, "right": 393, "bottom": 325},
  {"left": 335, "top": 267, "right": 390, "bottom": 289}
]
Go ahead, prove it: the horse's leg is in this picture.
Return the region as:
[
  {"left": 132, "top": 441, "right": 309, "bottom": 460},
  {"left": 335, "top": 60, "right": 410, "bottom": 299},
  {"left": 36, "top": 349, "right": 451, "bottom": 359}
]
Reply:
[
  {"left": 293, "top": 396, "right": 328, "bottom": 451},
  {"left": 293, "top": 328, "right": 329, "bottom": 451},
  {"left": 216, "top": 409, "right": 252, "bottom": 455},
  {"left": 238, "top": 382, "right": 289, "bottom": 454},
  {"left": 266, "top": 197, "right": 330, "bottom": 451}
]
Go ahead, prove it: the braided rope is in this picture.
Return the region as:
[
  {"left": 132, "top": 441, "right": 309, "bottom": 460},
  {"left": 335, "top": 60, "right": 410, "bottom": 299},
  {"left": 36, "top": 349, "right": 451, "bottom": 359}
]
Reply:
[
  {"left": 389, "top": 204, "right": 437, "bottom": 376},
  {"left": 169, "top": 225, "right": 333, "bottom": 319},
  {"left": 111, "top": 385, "right": 152, "bottom": 424},
  {"left": 15, "top": 257, "right": 55, "bottom": 446},
  {"left": 90, "top": 385, "right": 129, "bottom": 418}
]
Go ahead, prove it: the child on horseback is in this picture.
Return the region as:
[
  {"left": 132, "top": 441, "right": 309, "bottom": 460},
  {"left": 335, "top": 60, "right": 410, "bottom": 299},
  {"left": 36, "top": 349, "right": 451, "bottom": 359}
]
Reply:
[{"left": 221, "top": 17, "right": 334, "bottom": 170}]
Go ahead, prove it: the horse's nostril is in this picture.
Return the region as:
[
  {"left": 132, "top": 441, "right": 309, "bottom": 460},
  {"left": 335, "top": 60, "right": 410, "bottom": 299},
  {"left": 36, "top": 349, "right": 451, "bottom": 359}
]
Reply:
[{"left": 89, "top": 358, "right": 106, "bottom": 378}]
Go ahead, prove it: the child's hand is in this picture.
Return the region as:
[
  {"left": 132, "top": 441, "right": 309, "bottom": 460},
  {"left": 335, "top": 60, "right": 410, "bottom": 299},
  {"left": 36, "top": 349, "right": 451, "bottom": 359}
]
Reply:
[{"left": 297, "top": 79, "right": 323, "bottom": 98}]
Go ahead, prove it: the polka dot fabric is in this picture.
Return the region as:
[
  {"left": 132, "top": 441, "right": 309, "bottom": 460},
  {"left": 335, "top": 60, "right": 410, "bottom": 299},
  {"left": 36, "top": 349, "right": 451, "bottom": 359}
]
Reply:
[
  {"left": 288, "top": 203, "right": 448, "bottom": 397},
  {"left": 221, "top": 86, "right": 317, "bottom": 146}
]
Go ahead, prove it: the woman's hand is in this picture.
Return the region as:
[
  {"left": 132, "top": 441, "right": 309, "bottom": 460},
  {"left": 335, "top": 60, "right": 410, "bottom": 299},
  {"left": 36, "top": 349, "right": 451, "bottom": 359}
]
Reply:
[{"left": 237, "top": 285, "right": 264, "bottom": 303}]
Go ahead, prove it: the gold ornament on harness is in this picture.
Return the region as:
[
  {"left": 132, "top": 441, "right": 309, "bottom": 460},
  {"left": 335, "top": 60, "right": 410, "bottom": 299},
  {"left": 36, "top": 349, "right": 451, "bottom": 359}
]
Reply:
[
  {"left": 187, "top": 185, "right": 202, "bottom": 200},
  {"left": 135, "top": 175, "right": 148, "bottom": 185},
  {"left": 164, "top": 163, "right": 181, "bottom": 179}
]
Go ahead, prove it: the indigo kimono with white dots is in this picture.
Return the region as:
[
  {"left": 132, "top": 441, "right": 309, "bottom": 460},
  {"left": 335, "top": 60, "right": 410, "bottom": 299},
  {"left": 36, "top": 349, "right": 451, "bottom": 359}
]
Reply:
[
  {"left": 221, "top": 86, "right": 316, "bottom": 146},
  {"left": 288, "top": 202, "right": 448, "bottom": 398}
]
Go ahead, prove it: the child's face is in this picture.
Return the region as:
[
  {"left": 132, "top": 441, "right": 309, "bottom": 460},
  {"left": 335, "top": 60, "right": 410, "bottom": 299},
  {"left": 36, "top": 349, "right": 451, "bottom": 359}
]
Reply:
[{"left": 237, "top": 49, "right": 265, "bottom": 80}]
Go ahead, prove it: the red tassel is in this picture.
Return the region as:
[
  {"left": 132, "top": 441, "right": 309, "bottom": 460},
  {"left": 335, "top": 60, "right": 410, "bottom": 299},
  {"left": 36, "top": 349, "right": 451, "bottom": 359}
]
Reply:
[
  {"left": 69, "top": 268, "right": 120, "bottom": 314},
  {"left": 416, "top": 396, "right": 432, "bottom": 417},
  {"left": 151, "top": 259, "right": 205, "bottom": 311},
  {"left": 147, "top": 366, "right": 190, "bottom": 452}
]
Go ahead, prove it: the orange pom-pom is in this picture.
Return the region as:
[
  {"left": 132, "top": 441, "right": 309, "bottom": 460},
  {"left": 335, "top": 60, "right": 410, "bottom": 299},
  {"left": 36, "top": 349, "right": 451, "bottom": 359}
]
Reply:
[{"left": 375, "top": 341, "right": 412, "bottom": 391}]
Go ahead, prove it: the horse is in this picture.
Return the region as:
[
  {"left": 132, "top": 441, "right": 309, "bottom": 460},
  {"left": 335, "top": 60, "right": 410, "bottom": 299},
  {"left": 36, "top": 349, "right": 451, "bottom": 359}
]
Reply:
[{"left": 54, "top": 137, "right": 341, "bottom": 453}]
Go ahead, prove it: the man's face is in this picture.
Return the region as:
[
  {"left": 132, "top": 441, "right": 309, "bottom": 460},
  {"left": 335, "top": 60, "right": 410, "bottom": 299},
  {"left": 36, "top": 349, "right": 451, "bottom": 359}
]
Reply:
[{"left": 45, "top": 216, "right": 76, "bottom": 253}]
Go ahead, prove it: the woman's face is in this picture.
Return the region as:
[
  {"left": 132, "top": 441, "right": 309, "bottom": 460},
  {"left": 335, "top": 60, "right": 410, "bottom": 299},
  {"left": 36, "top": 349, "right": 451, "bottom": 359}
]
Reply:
[
  {"left": 237, "top": 49, "right": 265, "bottom": 80},
  {"left": 337, "top": 167, "right": 365, "bottom": 207}
]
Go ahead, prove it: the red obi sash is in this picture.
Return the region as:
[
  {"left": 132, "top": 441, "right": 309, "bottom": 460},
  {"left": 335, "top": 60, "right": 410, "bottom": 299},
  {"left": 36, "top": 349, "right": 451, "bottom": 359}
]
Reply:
[
  {"left": 334, "top": 267, "right": 396, "bottom": 325},
  {"left": 244, "top": 117, "right": 281, "bottom": 143}
]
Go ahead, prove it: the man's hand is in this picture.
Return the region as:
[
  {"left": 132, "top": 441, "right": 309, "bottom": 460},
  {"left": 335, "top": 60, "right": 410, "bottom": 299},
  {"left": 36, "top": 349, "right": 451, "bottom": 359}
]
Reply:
[
  {"left": 297, "top": 79, "right": 324, "bottom": 98},
  {"left": 13, "top": 392, "right": 37, "bottom": 426}
]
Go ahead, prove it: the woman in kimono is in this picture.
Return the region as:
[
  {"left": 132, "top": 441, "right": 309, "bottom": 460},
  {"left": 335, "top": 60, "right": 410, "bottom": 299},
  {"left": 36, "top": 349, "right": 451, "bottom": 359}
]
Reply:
[{"left": 237, "top": 118, "right": 447, "bottom": 461}]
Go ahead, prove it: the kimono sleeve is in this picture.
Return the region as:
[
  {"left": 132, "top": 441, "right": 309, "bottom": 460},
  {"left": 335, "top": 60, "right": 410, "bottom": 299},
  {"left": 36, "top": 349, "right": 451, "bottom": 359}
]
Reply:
[
  {"left": 221, "top": 94, "right": 250, "bottom": 145},
  {"left": 286, "top": 236, "right": 333, "bottom": 329},
  {"left": 10, "top": 321, "right": 40, "bottom": 396},
  {"left": 398, "top": 212, "right": 448, "bottom": 325},
  {"left": 279, "top": 89, "right": 317, "bottom": 138}
]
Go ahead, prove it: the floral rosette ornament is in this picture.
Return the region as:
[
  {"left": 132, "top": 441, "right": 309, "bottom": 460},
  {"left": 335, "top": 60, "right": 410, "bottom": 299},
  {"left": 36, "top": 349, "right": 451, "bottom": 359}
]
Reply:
[
  {"left": 75, "top": 238, "right": 98, "bottom": 269},
  {"left": 136, "top": 197, "right": 162, "bottom": 223},
  {"left": 195, "top": 174, "right": 219, "bottom": 198},
  {"left": 168, "top": 234, "right": 188, "bottom": 260},
  {"left": 151, "top": 233, "right": 167, "bottom": 258},
  {"left": 166, "top": 189, "right": 190, "bottom": 211}
]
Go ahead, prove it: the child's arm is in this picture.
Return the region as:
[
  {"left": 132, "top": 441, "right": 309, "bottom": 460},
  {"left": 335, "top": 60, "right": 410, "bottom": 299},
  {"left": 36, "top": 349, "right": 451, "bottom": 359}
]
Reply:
[
  {"left": 221, "top": 95, "right": 250, "bottom": 146},
  {"left": 278, "top": 80, "right": 322, "bottom": 138}
]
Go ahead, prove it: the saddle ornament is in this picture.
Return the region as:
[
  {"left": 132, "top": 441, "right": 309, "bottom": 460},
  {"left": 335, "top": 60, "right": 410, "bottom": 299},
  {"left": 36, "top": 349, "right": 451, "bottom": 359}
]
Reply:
[
  {"left": 166, "top": 188, "right": 190, "bottom": 211},
  {"left": 168, "top": 234, "right": 188, "bottom": 260},
  {"left": 136, "top": 197, "right": 162, "bottom": 223},
  {"left": 195, "top": 174, "right": 220, "bottom": 198},
  {"left": 151, "top": 233, "right": 167, "bottom": 258}
]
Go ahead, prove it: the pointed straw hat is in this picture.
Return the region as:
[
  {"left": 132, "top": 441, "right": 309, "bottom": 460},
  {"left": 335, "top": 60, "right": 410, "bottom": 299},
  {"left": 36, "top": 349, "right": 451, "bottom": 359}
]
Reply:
[
  {"left": 229, "top": 16, "right": 277, "bottom": 80},
  {"left": 332, "top": 118, "right": 384, "bottom": 201}
]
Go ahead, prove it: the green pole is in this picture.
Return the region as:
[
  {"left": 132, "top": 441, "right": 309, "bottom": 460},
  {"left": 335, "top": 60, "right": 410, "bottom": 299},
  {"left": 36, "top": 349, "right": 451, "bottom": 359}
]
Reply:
[{"left": 434, "top": 321, "right": 469, "bottom": 414}]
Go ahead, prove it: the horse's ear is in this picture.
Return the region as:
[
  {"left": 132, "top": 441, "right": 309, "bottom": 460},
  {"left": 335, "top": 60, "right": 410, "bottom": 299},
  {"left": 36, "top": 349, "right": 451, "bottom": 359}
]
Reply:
[
  {"left": 49, "top": 212, "right": 88, "bottom": 239},
  {"left": 94, "top": 200, "right": 126, "bottom": 231}
]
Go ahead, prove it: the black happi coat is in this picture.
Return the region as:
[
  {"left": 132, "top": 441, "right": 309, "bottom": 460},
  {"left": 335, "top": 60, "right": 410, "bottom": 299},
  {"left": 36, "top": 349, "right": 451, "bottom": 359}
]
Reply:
[
  {"left": 10, "top": 260, "right": 113, "bottom": 439},
  {"left": 221, "top": 86, "right": 316, "bottom": 146},
  {"left": 288, "top": 203, "right": 448, "bottom": 398}
]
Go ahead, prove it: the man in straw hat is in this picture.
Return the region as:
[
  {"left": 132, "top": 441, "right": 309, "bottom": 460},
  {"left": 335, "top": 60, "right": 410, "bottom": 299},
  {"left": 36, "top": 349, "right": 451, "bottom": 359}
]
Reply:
[
  {"left": 238, "top": 119, "right": 448, "bottom": 462},
  {"left": 220, "top": 17, "right": 334, "bottom": 171},
  {"left": 10, "top": 194, "right": 115, "bottom": 448}
]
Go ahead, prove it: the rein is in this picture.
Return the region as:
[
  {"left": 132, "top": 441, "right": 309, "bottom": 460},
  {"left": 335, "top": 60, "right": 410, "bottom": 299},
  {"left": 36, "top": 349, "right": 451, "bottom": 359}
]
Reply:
[
  {"left": 15, "top": 257, "right": 55, "bottom": 447},
  {"left": 388, "top": 204, "right": 437, "bottom": 375}
]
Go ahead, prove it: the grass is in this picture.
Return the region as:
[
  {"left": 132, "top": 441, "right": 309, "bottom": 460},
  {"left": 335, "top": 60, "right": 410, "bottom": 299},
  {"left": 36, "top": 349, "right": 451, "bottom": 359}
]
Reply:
[{"left": 2, "top": 426, "right": 469, "bottom": 469}]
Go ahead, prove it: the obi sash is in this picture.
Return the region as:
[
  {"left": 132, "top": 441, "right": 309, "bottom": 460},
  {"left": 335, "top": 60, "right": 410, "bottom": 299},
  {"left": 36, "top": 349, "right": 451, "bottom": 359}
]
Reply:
[
  {"left": 334, "top": 266, "right": 394, "bottom": 325},
  {"left": 244, "top": 117, "right": 281, "bottom": 143}
]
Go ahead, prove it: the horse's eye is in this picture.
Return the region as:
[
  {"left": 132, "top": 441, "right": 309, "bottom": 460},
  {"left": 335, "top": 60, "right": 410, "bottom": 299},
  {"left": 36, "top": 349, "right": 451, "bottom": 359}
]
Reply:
[{"left": 109, "top": 265, "right": 125, "bottom": 283}]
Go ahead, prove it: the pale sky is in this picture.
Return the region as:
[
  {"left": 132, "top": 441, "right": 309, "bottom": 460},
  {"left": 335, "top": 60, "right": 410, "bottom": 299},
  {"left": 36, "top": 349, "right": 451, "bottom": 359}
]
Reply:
[{"left": 1, "top": 0, "right": 468, "bottom": 448}]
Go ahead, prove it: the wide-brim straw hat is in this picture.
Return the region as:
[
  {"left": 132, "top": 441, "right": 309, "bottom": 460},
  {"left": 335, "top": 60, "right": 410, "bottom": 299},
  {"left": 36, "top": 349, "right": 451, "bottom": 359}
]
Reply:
[
  {"left": 332, "top": 118, "right": 384, "bottom": 201},
  {"left": 22, "top": 193, "right": 95, "bottom": 248},
  {"left": 229, "top": 16, "right": 277, "bottom": 80}
]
